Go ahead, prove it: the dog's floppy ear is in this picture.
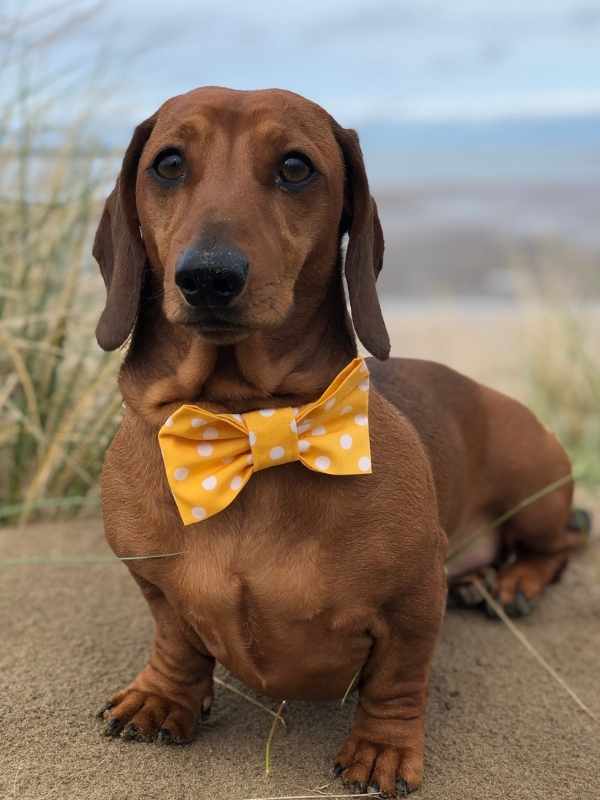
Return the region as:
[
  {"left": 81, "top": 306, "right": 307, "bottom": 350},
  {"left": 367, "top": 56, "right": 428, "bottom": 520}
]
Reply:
[
  {"left": 333, "top": 124, "right": 390, "bottom": 361},
  {"left": 93, "top": 114, "right": 157, "bottom": 351}
]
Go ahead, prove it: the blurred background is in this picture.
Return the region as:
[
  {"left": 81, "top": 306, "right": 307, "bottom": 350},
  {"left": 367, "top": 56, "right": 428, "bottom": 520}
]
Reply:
[{"left": 1, "top": 0, "right": 599, "bottom": 523}]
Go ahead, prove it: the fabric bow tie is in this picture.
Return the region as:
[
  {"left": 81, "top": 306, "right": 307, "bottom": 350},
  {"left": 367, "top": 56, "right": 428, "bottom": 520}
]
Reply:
[{"left": 158, "top": 357, "right": 372, "bottom": 525}]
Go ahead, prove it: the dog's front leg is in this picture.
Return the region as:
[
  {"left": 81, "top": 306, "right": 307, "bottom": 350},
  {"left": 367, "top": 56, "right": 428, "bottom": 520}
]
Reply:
[
  {"left": 99, "top": 577, "right": 214, "bottom": 744},
  {"left": 335, "top": 567, "right": 446, "bottom": 797}
]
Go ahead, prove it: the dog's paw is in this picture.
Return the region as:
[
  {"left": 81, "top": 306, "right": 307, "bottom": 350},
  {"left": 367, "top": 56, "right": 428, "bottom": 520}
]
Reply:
[
  {"left": 449, "top": 564, "right": 545, "bottom": 619},
  {"left": 97, "top": 687, "right": 211, "bottom": 744},
  {"left": 333, "top": 735, "right": 421, "bottom": 798}
]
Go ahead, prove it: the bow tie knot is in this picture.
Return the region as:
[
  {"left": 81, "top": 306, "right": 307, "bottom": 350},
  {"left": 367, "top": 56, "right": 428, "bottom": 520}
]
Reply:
[
  {"left": 245, "top": 406, "right": 299, "bottom": 471},
  {"left": 159, "top": 358, "right": 372, "bottom": 525}
]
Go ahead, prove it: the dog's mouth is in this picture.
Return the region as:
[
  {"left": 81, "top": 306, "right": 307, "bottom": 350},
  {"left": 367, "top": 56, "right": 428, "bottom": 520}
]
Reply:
[{"left": 180, "top": 310, "right": 251, "bottom": 343}]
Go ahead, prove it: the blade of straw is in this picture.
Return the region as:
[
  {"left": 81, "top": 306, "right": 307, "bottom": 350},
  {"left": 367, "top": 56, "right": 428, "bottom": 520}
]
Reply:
[
  {"left": 472, "top": 577, "right": 597, "bottom": 722},
  {"left": 447, "top": 473, "right": 575, "bottom": 564},
  {"left": 0, "top": 552, "right": 184, "bottom": 567},
  {"left": 214, "top": 677, "right": 287, "bottom": 730},
  {"left": 243, "top": 794, "right": 379, "bottom": 799},
  {"left": 265, "top": 700, "right": 287, "bottom": 776},
  {"left": 340, "top": 668, "right": 361, "bottom": 707}
]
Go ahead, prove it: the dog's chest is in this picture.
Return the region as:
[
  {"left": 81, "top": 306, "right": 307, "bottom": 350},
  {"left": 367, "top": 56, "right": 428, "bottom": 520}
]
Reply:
[{"left": 175, "top": 470, "right": 374, "bottom": 697}]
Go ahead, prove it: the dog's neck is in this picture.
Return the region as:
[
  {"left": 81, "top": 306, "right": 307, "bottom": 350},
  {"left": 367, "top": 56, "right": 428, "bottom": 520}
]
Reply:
[{"left": 120, "top": 265, "right": 357, "bottom": 426}]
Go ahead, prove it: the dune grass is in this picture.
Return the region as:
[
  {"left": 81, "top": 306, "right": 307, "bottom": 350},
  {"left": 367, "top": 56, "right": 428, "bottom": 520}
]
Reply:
[
  {"left": 525, "top": 308, "right": 600, "bottom": 491},
  {"left": 0, "top": 142, "right": 121, "bottom": 525},
  {"left": 0, "top": 6, "right": 121, "bottom": 526}
]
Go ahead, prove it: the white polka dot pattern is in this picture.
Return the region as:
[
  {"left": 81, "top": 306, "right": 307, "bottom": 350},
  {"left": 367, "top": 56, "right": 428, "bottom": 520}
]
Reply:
[
  {"left": 358, "top": 456, "right": 371, "bottom": 472},
  {"left": 202, "top": 475, "right": 217, "bottom": 491},
  {"left": 158, "top": 357, "right": 372, "bottom": 525}
]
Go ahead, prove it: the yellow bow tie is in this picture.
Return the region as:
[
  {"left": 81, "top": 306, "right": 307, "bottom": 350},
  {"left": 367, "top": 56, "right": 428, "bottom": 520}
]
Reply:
[{"left": 158, "top": 357, "right": 372, "bottom": 525}]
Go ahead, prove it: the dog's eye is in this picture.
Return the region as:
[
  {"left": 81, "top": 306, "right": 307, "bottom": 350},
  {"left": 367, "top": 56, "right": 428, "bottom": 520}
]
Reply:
[
  {"left": 278, "top": 153, "right": 314, "bottom": 187},
  {"left": 152, "top": 149, "right": 186, "bottom": 182}
]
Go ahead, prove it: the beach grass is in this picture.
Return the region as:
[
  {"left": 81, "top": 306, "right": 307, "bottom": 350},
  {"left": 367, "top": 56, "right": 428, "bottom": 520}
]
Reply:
[
  {"left": 524, "top": 301, "right": 600, "bottom": 492},
  {"left": 0, "top": 6, "right": 121, "bottom": 526}
]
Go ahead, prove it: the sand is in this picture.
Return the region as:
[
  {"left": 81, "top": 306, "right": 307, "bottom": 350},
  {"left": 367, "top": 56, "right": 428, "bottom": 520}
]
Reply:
[
  {"left": 2, "top": 310, "right": 599, "bottom": 799},
  {"left": 2, "top": 518, "right": 599, "bottom": 800}
]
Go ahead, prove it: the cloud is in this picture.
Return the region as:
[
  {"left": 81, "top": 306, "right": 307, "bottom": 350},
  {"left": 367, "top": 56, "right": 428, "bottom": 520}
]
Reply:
[
  {"left": 325, "top": 88, "right": 600, "bottom": 124},
  {"left": 307, "top": 0, "right": 437, "bottom": 40},
  {"left": 569, "top": 4, "right": 600, "bottom": 31}
]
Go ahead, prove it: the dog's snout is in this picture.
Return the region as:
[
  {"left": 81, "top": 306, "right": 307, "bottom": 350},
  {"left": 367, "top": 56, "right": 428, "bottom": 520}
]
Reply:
[{"left": 175, "top": 245, "right": 249, "bottom": 307}]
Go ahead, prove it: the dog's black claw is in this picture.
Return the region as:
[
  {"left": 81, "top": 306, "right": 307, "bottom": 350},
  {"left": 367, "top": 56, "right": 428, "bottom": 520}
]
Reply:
[
  {"left": 505, "top": 590, "right": 534, "bottom": 618},
  {"left": 396, "top": 777, "right": 411, "bottom": 797},
  {"left": 96, "top": 701, "right": 113, "bottom": 719},
  {"left": 122, "top": 723, "right": 143, "bottom": 741},
  {"left": 568, "top": 507, "right": 592, "bottom": 537},
  {"left": 102, "top": 716, "right": 124, "bottom": 738},
  {"left": 157, "top": 728, "right": 172, "bottom": 745},
  {"left": 201, "top": 706, "right": 211, "bottom": 722},
  {"left": 333, "top": 763, "right": 344, "bottom": 777}
]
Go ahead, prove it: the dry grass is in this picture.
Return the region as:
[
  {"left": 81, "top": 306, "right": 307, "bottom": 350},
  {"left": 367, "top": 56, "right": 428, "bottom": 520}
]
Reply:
[
  {"left": 526, "top": 309, "right": 600, "bottom": 488},
  {"left": 0, "top": 5, "right": 121, "bottom": 525}
]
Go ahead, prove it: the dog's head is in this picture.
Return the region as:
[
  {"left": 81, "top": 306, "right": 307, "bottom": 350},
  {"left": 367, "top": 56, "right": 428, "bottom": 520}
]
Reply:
[{"left": 94, "top": 87, "right": 389, "bottom": 360}]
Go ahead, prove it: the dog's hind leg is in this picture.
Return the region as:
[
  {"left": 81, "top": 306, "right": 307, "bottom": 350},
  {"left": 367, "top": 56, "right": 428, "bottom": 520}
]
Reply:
[
  {"left": 491, "top": 503, "right": 592, "bottom": 617},
  {"left": 448, "top": 494, "right": 592, "bottom": 618}
]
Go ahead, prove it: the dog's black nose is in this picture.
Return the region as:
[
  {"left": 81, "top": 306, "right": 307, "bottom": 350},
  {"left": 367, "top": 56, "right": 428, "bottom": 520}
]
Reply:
[{"left": 175, "top": 245, "right": 249, "bottom": 307}]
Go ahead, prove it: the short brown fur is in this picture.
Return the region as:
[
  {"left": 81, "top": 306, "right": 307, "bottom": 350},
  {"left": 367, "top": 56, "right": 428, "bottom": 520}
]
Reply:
[{"left": 94, "top": 87, "right": 585, "bottom": 797}]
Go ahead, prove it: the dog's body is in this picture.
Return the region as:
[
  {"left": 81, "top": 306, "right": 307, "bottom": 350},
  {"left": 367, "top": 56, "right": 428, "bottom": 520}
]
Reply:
[{"left": 95, "top": 87, "right": 585, "bottom": 797}]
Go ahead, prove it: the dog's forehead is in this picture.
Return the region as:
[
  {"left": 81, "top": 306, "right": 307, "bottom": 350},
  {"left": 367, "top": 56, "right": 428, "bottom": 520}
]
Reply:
[{"left": 153, "top": 86, "right": 336, "bottom": 147}]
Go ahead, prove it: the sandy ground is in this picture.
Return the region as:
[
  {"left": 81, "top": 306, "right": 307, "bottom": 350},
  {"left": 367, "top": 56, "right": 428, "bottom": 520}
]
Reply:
[{"left": 2, "top": 310, "right": 600, "bottom": 800}]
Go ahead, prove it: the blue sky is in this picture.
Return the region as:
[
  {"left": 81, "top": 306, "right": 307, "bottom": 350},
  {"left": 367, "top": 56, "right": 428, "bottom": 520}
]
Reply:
[{"left": 5, "top": 0, "right": 600, "bottom": 125}]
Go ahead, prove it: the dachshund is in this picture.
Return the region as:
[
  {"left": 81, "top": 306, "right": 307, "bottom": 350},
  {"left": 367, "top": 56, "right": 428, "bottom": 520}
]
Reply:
[{"left": 93, "top": 87, "right": 589, "bottom": 797}]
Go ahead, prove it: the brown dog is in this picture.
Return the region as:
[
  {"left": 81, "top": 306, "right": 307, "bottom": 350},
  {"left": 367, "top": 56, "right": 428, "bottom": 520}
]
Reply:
[{"left": 94, "top": 87, "right": 587, "bottom": 797}]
